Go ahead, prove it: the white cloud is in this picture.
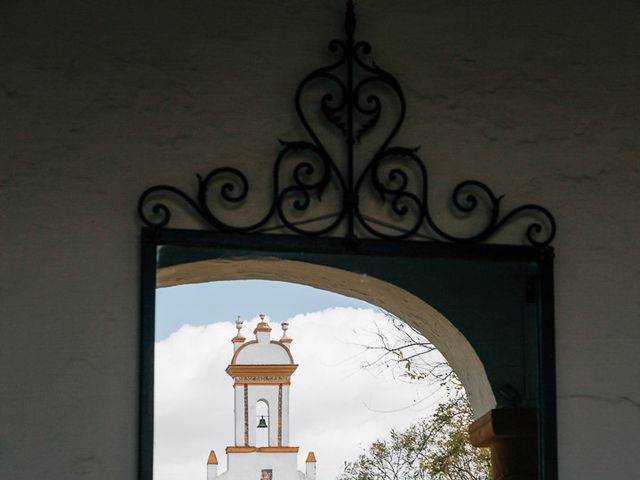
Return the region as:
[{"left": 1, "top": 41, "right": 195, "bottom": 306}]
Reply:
[{"left": 154, "top": 308, "right": 447, "bottom": 480}]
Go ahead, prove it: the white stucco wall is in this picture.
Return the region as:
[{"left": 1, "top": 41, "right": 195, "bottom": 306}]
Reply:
[
  {"left": 224, "top": 451, "right": 302, "bottom": 480},
  {"left": 2, "top": 1, "right": 639, "bottom": 480}
]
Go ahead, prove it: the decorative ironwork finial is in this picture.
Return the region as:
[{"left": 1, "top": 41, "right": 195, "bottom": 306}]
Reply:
[
  {"left": 345, "top": 0, "right": 356, "bottom": 39},
  {"left": 138, "top": 3, "right": 556, "bottom": 247}
]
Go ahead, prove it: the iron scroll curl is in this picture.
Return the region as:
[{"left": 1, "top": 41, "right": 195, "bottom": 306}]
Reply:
[{"left": 138, "top": 0, "right": 556, "bottom": 247}]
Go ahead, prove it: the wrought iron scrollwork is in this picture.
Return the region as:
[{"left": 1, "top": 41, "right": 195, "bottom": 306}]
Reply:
[{"left": 138, "top": 0, "right": 556, "bottom": 246}]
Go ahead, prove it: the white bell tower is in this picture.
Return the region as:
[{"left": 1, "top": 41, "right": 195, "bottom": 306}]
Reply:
[
  {"left": 206, "top": 315, "right": 317, "bottom": 480},
  {"left": 228, "top": 314, "right": 297, "bottom": 449}
]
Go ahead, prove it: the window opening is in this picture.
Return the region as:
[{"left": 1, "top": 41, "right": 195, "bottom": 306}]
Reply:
[{"left": 255, "top": 400, "right": 269, "bottom": 447}]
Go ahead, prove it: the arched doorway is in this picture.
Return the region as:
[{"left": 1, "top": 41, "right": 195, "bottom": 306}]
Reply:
[{"left": 140, "top": 231, "right": 555, "bottom": 480}]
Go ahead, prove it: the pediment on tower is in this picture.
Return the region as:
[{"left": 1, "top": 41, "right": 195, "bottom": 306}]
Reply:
[
  {"left": 226, "top": 315, "right": 298, "bottom": 384},
  {"left": 231, "top": 340, "right": 295, "bottom": 366}
]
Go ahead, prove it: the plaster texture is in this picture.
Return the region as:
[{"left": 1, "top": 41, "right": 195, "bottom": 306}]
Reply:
[{"left": 2, "top": 1, "right": 640, "bottom": 479}]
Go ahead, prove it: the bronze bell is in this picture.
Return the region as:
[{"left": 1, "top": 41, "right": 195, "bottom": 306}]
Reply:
[{"left": 257, "top": 416, "right": 268, "bottom": 429}]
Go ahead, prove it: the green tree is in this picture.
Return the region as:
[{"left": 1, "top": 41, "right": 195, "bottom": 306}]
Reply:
[
  {"left": 341, "top": 316, "right": 491, "bottom": 480},
  {"left": 340, "top": 381, "right": 490, "bottom": 480}
]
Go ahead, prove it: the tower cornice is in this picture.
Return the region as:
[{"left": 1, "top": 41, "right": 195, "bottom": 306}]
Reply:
[
  {"left": 225, "top": 363, "right": 298, "bottom": 379},
  {"left": 225, "top": 446, "right": 300, "bottom": 454}
]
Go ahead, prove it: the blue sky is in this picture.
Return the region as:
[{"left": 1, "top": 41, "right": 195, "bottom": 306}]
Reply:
[{"left": 155, "top": 279, "right": 375, "bottom": 340}]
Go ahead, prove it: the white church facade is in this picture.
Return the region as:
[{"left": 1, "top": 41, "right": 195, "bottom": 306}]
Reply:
[{"left": 207, "top": 315, "right": 317, "bottom": 480}]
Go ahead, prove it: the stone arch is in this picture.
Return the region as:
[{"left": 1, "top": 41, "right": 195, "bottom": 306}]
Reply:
[{"left": 157, "top": 256, "right": 497, "bottom": 417}]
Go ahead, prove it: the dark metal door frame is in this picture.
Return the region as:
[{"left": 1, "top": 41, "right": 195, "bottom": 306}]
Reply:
[{"left": 139, "top": 229, "right": 556, "bottom": 480}]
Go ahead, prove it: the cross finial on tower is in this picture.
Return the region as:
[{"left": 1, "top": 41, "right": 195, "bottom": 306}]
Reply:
[{"left": 345, "top": 0, "right": 356, "bottom": 38}]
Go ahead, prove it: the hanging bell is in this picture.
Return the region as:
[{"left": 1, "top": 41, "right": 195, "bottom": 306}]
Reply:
[{"left": 257, "top": 416, "right": 268, "bottom": 429}]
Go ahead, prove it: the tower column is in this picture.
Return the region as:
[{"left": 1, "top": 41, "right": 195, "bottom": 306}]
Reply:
[
  {"left": 268, "top": 391, "right": 278, "bottom": 447},
  {"left": 247, "top": 391, "right": 256, "bottom": 447},
  {"left": 280, "top": 384, "right": 291, "bottom": 446},
  {"left": 233, "top": 385, "right": 247, "bottom": 446}
]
